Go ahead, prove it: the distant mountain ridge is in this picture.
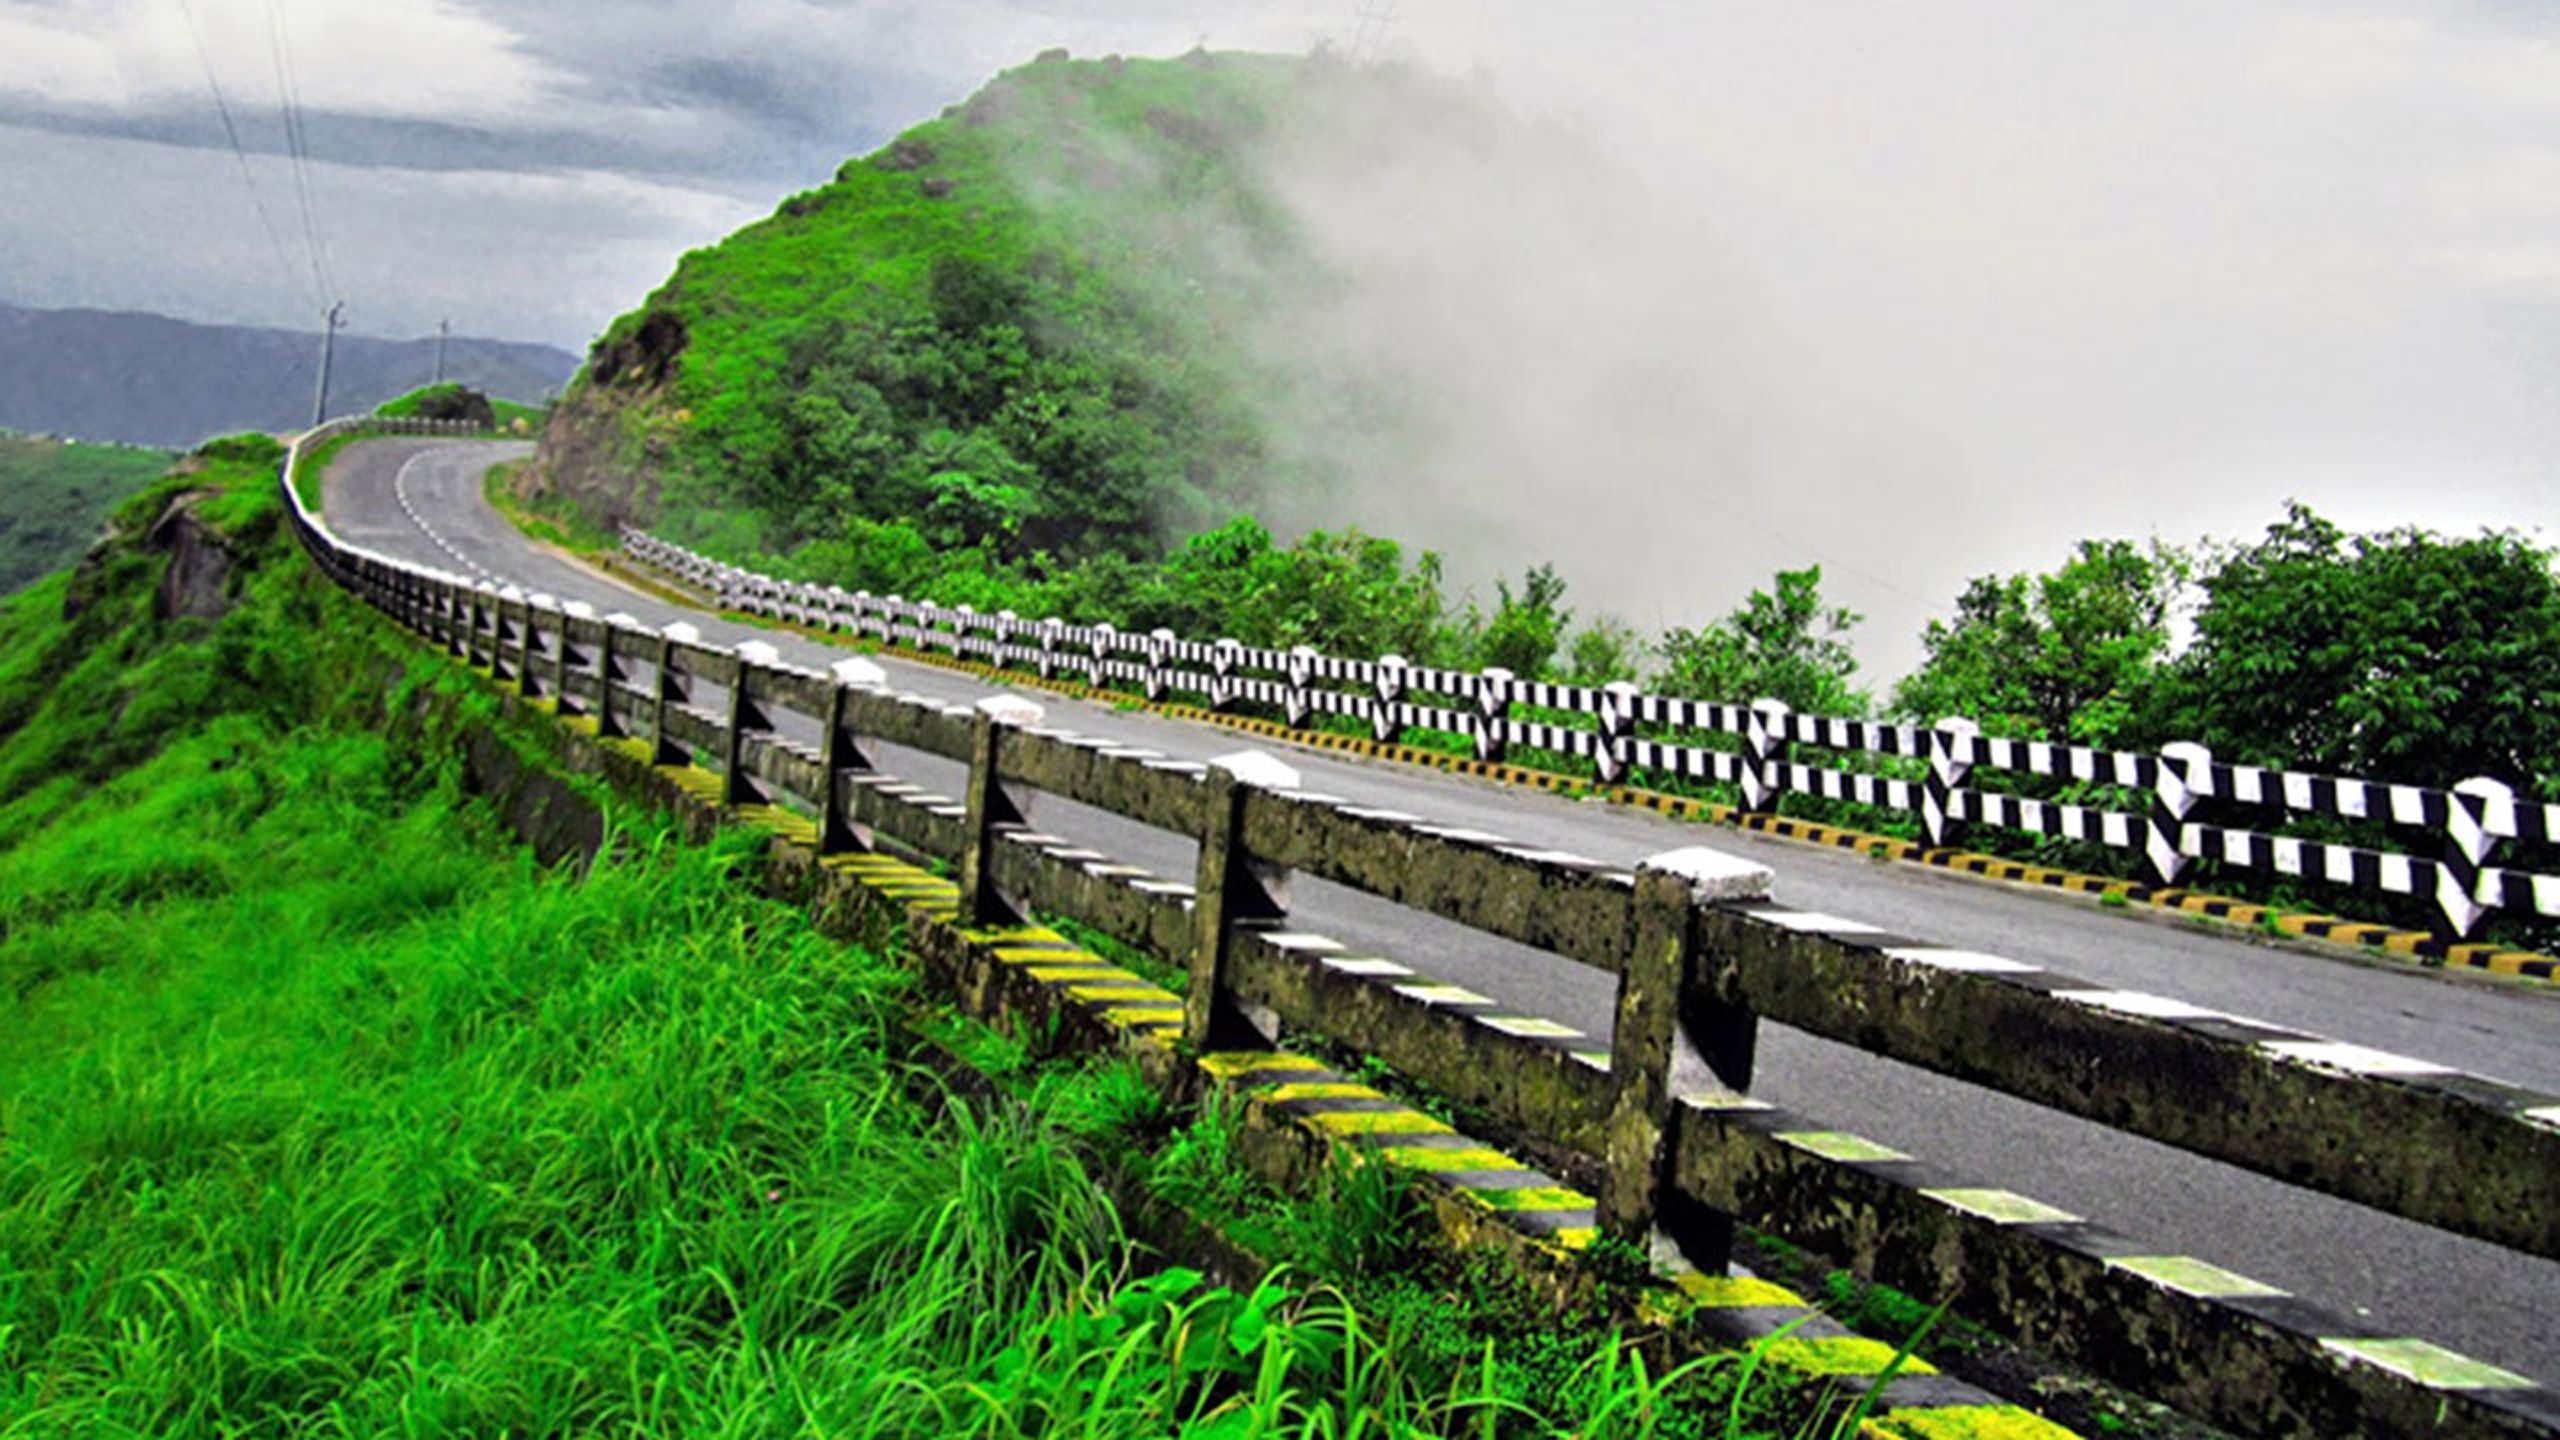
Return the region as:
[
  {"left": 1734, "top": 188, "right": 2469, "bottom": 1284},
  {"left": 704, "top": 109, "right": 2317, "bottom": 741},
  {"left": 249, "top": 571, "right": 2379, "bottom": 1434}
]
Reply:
[{"left": 0, "top": 300, "right": 579, "bottom": 448}]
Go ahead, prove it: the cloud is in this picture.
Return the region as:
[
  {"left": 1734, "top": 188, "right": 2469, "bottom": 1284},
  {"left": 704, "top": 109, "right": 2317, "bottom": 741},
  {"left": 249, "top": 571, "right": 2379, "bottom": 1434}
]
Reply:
[
  {"left": 0, "top": 0, "right": 555, "bottom": 120},
  {"left": 0, "top": 120, "right": 764, "bottom": 347}
]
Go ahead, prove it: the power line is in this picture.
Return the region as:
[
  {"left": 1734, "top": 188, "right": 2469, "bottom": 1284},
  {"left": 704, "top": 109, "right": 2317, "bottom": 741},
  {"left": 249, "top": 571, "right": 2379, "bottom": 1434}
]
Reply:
[
  {"left": 265, "top": 0, "right": 335, "bottom": 303},
  {"left": 174, "top": 0, "right": 310, "bottom": 312}
]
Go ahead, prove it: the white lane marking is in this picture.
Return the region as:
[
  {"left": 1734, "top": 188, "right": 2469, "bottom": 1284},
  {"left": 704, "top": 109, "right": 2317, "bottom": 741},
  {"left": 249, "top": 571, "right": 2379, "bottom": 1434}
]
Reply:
[{"left": 392, "top": 447, "right": 496, "bottom": 582}]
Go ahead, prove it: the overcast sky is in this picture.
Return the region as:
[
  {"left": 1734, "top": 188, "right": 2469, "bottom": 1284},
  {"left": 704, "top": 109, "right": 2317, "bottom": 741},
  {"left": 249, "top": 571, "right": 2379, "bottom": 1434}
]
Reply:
[{"left": 3, "top": 1, "right": 2554, "bottom": 677}]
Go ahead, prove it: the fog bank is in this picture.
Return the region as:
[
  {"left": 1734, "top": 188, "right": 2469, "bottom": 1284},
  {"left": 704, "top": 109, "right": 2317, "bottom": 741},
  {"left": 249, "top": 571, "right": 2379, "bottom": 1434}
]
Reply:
[{"left": 1223, "top": 2, "right": 2560, "bottom": 684}]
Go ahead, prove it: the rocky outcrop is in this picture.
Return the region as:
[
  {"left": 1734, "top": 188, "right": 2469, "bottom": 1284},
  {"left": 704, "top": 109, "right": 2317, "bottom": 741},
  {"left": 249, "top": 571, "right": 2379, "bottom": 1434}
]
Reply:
[{"left": 146, "top": 490, "right": 235, "bottom": 620}]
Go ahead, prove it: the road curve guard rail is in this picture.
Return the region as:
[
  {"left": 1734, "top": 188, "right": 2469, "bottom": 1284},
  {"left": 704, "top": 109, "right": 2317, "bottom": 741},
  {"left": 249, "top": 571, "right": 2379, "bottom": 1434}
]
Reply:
[
  {"left": 287, "top": 430, "right": 2559, "bottom": 1437},
  {"left": 621, "top": 528, "right": 2560, "bottom": 946}
]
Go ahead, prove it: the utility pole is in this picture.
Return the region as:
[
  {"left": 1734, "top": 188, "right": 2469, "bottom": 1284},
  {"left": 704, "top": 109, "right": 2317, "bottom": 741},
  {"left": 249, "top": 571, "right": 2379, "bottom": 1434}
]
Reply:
[
  {"left": 310, "top": 301, "right": 347, "bottom": 427},
  {"left": 433, "top": 318, "right": 449, "bottom": 385},
  {"left": 1350, "top": 0, "right": 1398, "bottom": 61}
]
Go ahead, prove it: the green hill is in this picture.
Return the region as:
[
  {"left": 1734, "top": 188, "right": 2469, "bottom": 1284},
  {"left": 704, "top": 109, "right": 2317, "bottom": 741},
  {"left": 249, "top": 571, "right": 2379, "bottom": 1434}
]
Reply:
[
  {"left": 529, "top": 50, "right": 1564, "bottom": 665},
  {"left": 0, "top": 434, "right": 174, "bottom": 593},
  {"left": 535, "top": 51, "right": 1298, "bottom": 558}
]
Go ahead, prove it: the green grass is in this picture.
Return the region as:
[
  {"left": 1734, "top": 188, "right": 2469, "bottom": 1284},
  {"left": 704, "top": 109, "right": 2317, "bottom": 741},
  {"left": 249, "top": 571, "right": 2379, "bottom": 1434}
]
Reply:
[
  {"left": 0, "top": 442, "right": 1961, "bottom": 1438},
  {"left": 0, "top": 432, "right": 173, "bottom": 593},
  {"left": 483, "top": 459, "right": 616, "bottom": 554}
]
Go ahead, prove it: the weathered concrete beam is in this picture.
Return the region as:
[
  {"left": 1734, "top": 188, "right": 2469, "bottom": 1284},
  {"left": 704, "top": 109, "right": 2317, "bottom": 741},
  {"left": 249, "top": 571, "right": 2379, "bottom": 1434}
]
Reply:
[
  {"left": 1670, "top": 1093, "right": 2557, "bottom": 1440},
  {"left": 1236, "top": 787, "right": 1639, "bottom": 976},
  {"left": 993, "top": 726, "right": 1211, "bottom": 836},
  {"left": 1699, "top": 903, "right": 2560, "bottom": 1260}
]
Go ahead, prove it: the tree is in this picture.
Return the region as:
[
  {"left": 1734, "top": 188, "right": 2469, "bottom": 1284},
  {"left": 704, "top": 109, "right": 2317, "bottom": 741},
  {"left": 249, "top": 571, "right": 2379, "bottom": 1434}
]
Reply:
[
  {"left": 1893, "top": 538, "right": 2185, "bottom": 746},
  {"left": 1562, "top": 615, "right": 1641, "bottom": 688},
  {"left": 1474, "top": 563, "right": 1570, "bottom": 678},
  {"left": 2152, "top": 503, "right": 2560, "bottom": 792},
  {"left": 1655, "top": 565, "right": 1867, "bottom": 716}
]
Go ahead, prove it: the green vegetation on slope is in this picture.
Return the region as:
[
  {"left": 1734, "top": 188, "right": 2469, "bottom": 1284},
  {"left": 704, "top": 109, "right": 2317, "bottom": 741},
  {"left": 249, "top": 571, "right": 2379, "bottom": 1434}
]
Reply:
[
  {"left": 531, "top": 53, "right": 1642, "bottom": 674},
  {"left": 378, "top": 381, "right": 547, "bottom": 432},
  {"left": 0, "top": 444, "right": 1928, "bottom": 1436},
  {"left": 0, "top": 432, "right": 173, "bottom": 593}
]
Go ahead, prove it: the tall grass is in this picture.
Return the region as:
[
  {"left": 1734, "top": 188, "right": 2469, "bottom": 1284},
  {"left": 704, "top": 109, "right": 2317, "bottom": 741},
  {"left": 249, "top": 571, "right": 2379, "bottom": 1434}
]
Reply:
[{"left": 0, "top": 443, "right": 1929, "bottom": 1437}]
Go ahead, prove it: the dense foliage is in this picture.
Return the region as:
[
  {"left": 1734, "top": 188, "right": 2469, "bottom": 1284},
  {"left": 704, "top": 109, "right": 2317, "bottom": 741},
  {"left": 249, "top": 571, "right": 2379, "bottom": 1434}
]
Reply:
[
  {"left": 2148, "top": 503, "right": 2560, "bottom": 794},
  {"left": 556, "top": 52, "right": 1324, "bottom": 563},
  {"left": 1893, "top": 540, "right": 2187, "bottom": 749},
  {"left": 0, "top": 432, "right": 172, "bottom": 593}
]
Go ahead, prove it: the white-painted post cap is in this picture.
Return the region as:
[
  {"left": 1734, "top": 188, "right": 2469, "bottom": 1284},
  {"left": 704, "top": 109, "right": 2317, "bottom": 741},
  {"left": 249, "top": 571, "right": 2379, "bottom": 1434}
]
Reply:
[
  {"left": 975, "top": 694, "right": 1045, "bottom": 727},
  {"left": 831, "top": 656, "right": 889, "bottom": 689},
  {"left": 603, "top": 612, "right": 641, "bottom": 628},
  {"left": 563, "top": 600, "right": 597, "bottom": 619},
  {"left": 661, "top": 621, "right": 702, "bottom": 643},
  {"left": 1210, "top": 749, "right": 1300, "bottom": 790},
  {"left": 1638, "top": 846, "right": 1775, "bottom": 903},
  {"left": 735, "top": 640, "right": 783, "bottom": 665}
]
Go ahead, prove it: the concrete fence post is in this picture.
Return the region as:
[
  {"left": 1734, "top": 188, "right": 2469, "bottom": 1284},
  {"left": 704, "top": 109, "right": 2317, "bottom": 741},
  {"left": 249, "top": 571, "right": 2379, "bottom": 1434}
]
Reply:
[
  {"left": 722, "top": 641, "right": 782, "bottom": 805},
  {"left": 492, "top": 587, "right": 526, "bottom": 684},
  {"left": 1037, "top": 617, "right": 1063, "bottom": 680},
  {"left": 958, "top": 695, "right": 1046, "bottom": 926},
  {"left": 518, "top": 593, "right": 555, "bottom": 700},
  {"left": 1925, "top": 717, "right": 1980, "bottom": 851},
  {"left": 1599, "top": 846, "right": 1774, "bottom": 1271},
  {"left": 1742, "top": 699, "right": 1791, "bottom": 812},
  {"left": 555, "top": 602, "right": 594, "bottom": 715},
  {"left": 1285, "top": 646, "right": 1318, "bottom": 729},
  {"left": 1596, "top": 681, "right": 1640, "bottom": 786},
  {"left": 1089, "top": 622, "right": 1115, "bottom": 691},
  {"left": 1186, "top": 751, "right": 1300, "bottom": 1052},
  {"left": 1474, "top": 667, "right": 1514, "bottom": 763},
  {"left": 818, "top": 657, "right": 888, "bottom": 854},
  {"left": 595, "top": 614, "right": 640, "bottom": 739},
  {"left": 2148, "top": 740, "right": 2213, "bottom": 887},
  {"left": 1373, "top": 654, "right": 1407, "bottom": 744},
  {"left": 1210, "top": 637, "right": 1240, "bottom": 711},
  {"left": 466, "top": 581, "right": 488, "bottom": 665},
  {"left": 651, "top": 622, "right": 699, "bottom": 767},
  {"left": 1148, "top": 628, "right": 1177, "bottom": 702},
  {"left": 437, "top": 573, "right": 468, "bottom": 661},
  {"left": 2438, "top": 776, "right": 2515, "bottom": 940}
]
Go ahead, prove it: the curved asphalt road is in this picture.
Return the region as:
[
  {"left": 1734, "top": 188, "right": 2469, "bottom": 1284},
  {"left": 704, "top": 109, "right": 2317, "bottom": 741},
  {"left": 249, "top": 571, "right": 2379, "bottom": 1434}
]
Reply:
[{"left": 332, "top": 438, "right": 2560, "bottom": 1386}]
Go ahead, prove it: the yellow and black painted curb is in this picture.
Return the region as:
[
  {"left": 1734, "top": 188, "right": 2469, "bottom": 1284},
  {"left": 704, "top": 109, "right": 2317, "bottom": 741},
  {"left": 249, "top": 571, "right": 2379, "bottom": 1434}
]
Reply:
[
  {"left": 610, "top": 558, "right": 2558, "bottom": 990},
  {"left": 804, "top": 844, "right": 2074, "bottom": 1434}
]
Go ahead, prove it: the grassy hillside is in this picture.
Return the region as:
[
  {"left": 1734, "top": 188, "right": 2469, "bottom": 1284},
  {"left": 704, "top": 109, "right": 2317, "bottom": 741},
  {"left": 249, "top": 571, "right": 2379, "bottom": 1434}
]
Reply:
[
  {"left": 0, "top": 433, "right": 173, "bottom": 593},
  {"left": 0, "top": 444, "right": 1906, "bottom": 1435}
]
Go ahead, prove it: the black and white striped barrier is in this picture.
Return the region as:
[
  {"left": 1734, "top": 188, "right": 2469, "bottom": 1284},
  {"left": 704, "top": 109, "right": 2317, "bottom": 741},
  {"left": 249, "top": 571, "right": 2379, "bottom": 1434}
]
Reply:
[{"left": 620, "top": 527, "right": 2560, "bottom": 941}]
